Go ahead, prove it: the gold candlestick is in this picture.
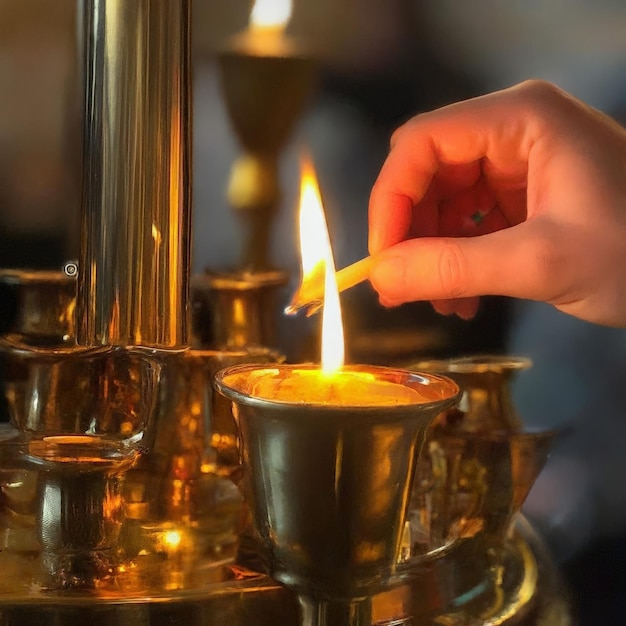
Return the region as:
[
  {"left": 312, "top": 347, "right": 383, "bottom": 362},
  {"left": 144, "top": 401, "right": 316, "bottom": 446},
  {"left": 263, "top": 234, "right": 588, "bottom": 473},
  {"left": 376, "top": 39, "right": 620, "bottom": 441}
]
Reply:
[
  {"left": 216, "top": 1, "right": 317, "bottom": 272},
  {"left": 215, "top": 363, "right": 459, "bottom": 626}
]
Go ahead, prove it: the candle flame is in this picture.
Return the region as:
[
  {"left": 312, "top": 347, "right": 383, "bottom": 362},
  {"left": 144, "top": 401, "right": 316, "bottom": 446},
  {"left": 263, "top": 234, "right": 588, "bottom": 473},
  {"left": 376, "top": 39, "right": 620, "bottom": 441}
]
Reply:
[
  {"left": 249, "top": 0, "right": 293, "bottom": 30},
  {"left": 298, "top": 158, "right": 344, "bottom": 374}
]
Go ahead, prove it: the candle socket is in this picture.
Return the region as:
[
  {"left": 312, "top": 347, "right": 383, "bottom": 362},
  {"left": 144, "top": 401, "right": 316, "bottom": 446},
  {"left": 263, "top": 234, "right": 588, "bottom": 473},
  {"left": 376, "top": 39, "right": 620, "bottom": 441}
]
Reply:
[
  {"left": 191, "top": 270, "right": 288, "bottom": 351},
  {"left": 215, "top": 364, "right": 459, "bottom": 623},
  {"left": 217, "top": 52, "right": 317, "bottom": 156}
]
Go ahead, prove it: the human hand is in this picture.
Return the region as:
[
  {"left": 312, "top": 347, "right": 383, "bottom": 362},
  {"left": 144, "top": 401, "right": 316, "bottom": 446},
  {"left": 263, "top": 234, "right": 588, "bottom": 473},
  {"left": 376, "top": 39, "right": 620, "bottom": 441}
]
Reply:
[{"left": 368, "top": 80, "right": 626, "bottom": 327}]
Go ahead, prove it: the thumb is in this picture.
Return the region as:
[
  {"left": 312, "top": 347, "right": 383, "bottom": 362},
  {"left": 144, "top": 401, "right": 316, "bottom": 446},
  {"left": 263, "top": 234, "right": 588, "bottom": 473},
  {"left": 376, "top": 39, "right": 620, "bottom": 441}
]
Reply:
[{"left": 368, "top": 226, "right": 551, "bottom": 304}]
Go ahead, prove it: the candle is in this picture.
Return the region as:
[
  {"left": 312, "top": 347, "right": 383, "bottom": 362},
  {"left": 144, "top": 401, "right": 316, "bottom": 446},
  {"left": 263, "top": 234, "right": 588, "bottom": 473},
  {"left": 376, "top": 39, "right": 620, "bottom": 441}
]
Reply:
[{"left": 220, "top": 364, "right": 442, "bottom": 407}]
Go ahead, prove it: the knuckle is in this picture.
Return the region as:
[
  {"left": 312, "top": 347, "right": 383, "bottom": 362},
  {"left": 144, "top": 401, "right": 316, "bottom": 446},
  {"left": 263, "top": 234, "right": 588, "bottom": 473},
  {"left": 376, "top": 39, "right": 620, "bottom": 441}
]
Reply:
[
  {"left": 389, "top": 113, "right": 422, "bottom": 150},
  {"left": 389, "top": 127, "right": 401, "bottom": 149},
  {"left": 438, "top": 241, "right": 468, "bottom": 299},
  {"left": 509, "top": 80, "right": 574, "bottom": 140},
  {"left": 390, "top": 123, "right": 408, "bottom": 150},
  {"left": 516, "top": 79, "right": 562, "bottom": 103},
  {"left": 514, "top": 79, "right": 570, "bottom": 117}
]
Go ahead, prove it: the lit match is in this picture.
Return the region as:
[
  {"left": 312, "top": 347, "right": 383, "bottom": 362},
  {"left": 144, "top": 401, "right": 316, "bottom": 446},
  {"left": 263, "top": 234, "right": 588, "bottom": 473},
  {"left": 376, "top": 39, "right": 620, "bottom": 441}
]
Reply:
[{"left": 285, "top": 255, "right": 374, "bottom": 316}]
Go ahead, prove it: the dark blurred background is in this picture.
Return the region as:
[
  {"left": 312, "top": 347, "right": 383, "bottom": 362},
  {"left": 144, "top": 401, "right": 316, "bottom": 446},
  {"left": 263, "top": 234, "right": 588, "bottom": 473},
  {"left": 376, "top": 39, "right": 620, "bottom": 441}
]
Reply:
[{"left": 2, "top": 1, "right": 626, "bottom": 622}]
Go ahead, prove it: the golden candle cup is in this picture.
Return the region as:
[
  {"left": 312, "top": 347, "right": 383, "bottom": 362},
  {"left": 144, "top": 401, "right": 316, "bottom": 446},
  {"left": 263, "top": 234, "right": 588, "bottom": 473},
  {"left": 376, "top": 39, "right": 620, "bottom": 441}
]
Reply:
[{"left": 214, "top": 363, "right": 459, "bottom": 602}]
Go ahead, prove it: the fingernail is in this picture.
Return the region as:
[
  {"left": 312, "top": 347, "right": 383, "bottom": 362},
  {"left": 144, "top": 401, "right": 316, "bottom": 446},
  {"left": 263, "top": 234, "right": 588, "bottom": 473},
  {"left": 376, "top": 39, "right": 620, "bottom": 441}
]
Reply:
[{"left": 370, "top": 256, "right": 405, "bottom": 299}]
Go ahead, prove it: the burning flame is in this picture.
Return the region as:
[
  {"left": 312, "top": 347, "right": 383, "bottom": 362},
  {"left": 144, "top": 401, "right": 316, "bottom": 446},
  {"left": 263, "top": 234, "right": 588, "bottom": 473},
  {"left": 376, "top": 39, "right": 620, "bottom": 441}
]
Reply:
[
  {"left": 249, "top": 0, "right": 293, "bottom": 31},
  {"left": 298, "top": 158, "right": 344, "bottom": 374}
]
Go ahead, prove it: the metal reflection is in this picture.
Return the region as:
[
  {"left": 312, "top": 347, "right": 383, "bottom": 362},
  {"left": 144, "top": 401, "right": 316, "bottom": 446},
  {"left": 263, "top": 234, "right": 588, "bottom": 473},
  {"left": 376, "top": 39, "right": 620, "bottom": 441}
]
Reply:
[{"left": 78, "top": 0, "right": 192, "bottom": 349}]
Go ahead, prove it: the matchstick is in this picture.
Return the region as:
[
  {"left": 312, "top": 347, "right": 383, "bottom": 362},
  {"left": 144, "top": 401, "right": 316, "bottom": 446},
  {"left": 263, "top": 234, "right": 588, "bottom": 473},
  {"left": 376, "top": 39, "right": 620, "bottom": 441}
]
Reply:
[{"left": 285, "top": 256, "right": 374, "bottom": 315}]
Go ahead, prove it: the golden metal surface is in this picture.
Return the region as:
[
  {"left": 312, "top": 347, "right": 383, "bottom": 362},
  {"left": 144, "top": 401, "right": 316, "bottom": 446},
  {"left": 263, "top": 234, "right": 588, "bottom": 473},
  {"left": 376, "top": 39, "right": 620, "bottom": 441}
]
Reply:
[
  {"left": 192, "top": 270, "right": 288, "bottom": 350},
  {"left": 0, "top": 342, "right": 161, "bottom": 589},
  {"left": 77, "top": 0, "right": 192, "bottom": 349},
  {"left": 0, "top": 269, "right": 75, "bottom": 345},
  {"left": 217, "top": 51, "right": 317, "bottom": 271},
  {"left": 215, "top": 364, "right": 459, "bottom": 623},
  {"left": 0, "top": 276, "right": 573, "bottom": 624},
  {"left": 407, "top": 356, "right": 555, "bottom": 555}
]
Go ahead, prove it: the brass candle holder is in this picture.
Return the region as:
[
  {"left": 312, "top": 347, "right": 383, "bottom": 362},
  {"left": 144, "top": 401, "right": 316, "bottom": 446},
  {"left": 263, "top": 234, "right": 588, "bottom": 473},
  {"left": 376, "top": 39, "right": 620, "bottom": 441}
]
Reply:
[
  {"left": 215, "top": 363, "right": 460, "bottom": 626},
  {"left": 216, "top": 46, "right": 317, "bottom": 272},
  {"left": 401, "top": 355, "right": 563, "bottom": 623},
  {"left": 0, "top": 338, "right": 161, "bottom": 589},
  {"left": 203, "top": 7, "right": 319, "bottom": 353}
]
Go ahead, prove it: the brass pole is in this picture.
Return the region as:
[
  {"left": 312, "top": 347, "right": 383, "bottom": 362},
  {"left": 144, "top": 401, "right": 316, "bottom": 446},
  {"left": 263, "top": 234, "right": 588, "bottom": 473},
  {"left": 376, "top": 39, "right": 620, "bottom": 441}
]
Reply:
[{"left": 77, "top": 0, "right": 192, "bottom": 349}]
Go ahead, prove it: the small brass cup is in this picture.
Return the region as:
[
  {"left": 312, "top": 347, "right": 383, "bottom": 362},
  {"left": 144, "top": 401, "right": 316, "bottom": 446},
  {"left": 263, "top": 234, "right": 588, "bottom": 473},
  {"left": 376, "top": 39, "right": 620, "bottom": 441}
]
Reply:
[{"left": 215, "top": 364, "right": 459, "bottom": 625}]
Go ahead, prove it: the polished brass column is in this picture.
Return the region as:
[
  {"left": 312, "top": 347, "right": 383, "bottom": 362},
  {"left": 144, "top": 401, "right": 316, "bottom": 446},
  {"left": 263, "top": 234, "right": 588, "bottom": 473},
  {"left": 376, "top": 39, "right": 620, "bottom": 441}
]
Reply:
[{"left": 78, "top": 0, "right": 192, "bottom": 349}]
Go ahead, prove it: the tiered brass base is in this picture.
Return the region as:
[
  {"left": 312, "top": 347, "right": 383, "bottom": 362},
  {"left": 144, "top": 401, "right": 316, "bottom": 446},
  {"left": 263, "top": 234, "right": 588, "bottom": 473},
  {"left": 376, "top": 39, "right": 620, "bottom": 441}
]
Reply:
[{"left": 0, "top": 516, "right": 571, "bottom": 626}]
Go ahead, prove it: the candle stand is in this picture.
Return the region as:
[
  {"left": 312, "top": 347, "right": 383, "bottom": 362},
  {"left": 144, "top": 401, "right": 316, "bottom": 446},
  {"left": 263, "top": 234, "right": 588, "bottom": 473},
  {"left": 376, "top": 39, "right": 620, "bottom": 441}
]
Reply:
[
  {"left": 0, "top": 2, "right": 573, "bottom": 625},
  {"left": 190, "top": 34, "right": 318, "bottom": 354},
  {"left": 216, "top": 47, "right": 317, "bottom": 272},
  {"left": 215, "top": 364, "right": 460, "bottom": 626}
]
